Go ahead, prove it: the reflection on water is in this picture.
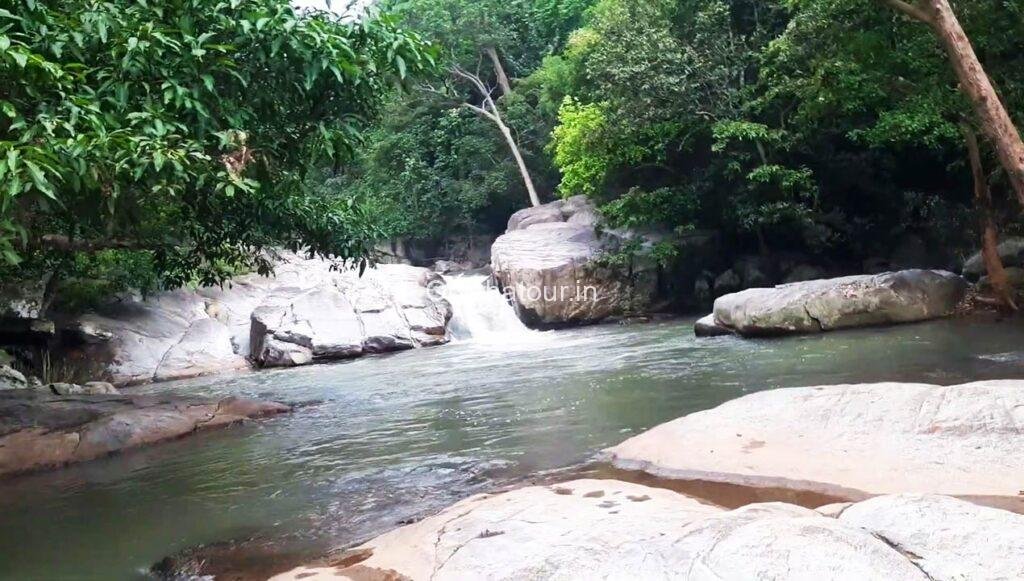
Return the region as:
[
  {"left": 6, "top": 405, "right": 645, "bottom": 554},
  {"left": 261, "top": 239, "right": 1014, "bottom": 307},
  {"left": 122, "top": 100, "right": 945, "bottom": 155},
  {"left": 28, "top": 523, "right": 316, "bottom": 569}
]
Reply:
[{"left": 2, "top": 316, "right": 1024, "bottom": 578}]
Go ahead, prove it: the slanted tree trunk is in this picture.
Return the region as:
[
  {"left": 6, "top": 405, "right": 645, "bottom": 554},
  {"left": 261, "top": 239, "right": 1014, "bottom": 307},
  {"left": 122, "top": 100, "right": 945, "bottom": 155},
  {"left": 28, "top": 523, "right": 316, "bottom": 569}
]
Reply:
[
  {"left": 452, "top": 67, "right": 541, "bottom": 207},
  {"left": 962, "top": 123, "right": 1017, "bottom": 310},
  {"left": 484, "top": 47, "right": 513, "bottom": 98},
  {"left": 881, "top": 0, "right": 1024, "bottom": 205}
]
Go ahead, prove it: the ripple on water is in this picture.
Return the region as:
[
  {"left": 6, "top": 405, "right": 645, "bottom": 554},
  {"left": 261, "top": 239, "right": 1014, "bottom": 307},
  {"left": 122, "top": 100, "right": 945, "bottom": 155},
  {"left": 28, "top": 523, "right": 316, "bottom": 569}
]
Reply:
[{"left": 2, "top": 317, "right": 1024, "bottom": 578}]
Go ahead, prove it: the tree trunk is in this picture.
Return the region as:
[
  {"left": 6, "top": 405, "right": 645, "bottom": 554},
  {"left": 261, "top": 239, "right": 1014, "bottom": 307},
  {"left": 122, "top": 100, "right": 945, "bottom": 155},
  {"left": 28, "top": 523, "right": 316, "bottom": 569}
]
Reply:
[
  {"left": 497, "top": 119, "right": 541, "bottom": 207},
  {"left": 484, "top": 47, "right": 513, "bottom": 98},
  {"left": 922, "top": 0, "right": 1024, "bottom": 205},
  {"left": 962, "top": 124, "right": 1017, "bottom": 310}
]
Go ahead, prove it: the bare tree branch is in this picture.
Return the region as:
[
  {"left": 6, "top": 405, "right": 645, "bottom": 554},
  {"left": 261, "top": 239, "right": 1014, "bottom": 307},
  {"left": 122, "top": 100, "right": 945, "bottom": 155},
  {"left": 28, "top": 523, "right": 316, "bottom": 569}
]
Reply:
[{"left": 879, "top": 0, "right": 934, "bottom": 25}]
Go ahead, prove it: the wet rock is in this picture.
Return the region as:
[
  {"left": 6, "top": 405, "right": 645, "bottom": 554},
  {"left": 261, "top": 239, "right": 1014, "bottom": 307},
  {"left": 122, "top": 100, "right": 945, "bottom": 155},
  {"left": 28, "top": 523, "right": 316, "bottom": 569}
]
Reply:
[
  {"left": 0, "top": 390, "right": 289, "bottom": 476},
  {"left": 962, "top": 236, "right": 1024, "bottom": 278},
  {"left": 694, "top": 314, "right": 733, "bottom": 337},
  {"left": 272, "top": 480, "right": 1018, "bottom": 581},
  {"left": 605, "top": 380, "right": 1024, "bottom": 501},
  {"left": 491, "top": 198, "right": 660, "bottom": 327},
  {"left": 0, "top": 365, "right": 27, "bottom": 390},
  {"left": 713, "top": 269, "right": 966, "bottom": 337}
]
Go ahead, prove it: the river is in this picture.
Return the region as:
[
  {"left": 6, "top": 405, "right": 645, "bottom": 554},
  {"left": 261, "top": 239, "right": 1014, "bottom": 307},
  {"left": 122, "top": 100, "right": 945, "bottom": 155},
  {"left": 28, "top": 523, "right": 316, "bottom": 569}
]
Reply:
[{"left": 1, "top": 277, "right": 1023, "bottom": 579}]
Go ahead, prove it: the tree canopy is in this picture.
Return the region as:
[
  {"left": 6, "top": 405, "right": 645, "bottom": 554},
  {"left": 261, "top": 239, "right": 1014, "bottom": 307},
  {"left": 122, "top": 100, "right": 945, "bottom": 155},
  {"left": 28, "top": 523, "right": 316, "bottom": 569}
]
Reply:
[{"left": 0, "top": 0, "right": 432, "bottom": 292}]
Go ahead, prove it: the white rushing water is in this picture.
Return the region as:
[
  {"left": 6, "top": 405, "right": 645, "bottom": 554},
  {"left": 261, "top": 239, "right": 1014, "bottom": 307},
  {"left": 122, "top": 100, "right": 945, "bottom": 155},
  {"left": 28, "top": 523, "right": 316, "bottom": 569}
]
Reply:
[{"left": 443, "top": 274, "right": 543, "bottom": 344}]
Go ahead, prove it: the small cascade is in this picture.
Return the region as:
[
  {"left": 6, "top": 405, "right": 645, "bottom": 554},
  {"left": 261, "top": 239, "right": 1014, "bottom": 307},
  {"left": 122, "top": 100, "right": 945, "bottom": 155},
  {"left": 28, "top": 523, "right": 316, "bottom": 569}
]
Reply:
[{"left": 444, "top": 275, "right": 540, "bottom": 343}]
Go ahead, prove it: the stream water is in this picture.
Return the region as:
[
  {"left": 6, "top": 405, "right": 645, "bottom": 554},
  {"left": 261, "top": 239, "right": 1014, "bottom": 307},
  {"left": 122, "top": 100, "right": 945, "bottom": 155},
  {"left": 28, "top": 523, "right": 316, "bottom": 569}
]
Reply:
[{"left": 2, "top": 276, "right": 1024, "bottom": 579}]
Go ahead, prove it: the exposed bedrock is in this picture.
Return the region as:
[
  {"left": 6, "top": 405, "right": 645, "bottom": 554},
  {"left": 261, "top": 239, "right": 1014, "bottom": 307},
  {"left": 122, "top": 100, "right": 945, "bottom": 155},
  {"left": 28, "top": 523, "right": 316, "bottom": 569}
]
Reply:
[{"left": 271, "top": 479, "right": 1024, "bottom": 581}]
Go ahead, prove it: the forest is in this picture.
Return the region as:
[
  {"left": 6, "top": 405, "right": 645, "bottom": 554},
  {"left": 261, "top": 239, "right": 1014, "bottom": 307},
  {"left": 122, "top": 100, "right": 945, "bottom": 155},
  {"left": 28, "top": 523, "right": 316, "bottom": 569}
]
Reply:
[
  {"left": 4, "top": 2, "right": 1024, "bottom": 579},
  {"left": 4, "top": 0, "right": 1024, "bottom": 311}
]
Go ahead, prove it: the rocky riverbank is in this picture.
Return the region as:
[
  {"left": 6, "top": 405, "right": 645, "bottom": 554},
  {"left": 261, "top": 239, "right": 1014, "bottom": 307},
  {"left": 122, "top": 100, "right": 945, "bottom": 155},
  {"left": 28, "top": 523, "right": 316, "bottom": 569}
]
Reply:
[
  {"left": 271, "top": 479, "right": 1024, "bottom": 581},
  {"left": 0, "top": 389, "right": 289, "bottom": 477},
  {"left": 1, "top": 254, "right": 453, "bottom": 386},
  {"left": 249, "top": 377, "right": 1024, "bottom": 581}
]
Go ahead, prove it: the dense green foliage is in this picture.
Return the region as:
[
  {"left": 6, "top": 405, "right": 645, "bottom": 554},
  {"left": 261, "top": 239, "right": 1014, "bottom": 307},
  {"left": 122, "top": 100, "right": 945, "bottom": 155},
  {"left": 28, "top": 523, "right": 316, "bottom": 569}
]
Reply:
[
  {"left": 5, "top": 0, "right": 1024, "bottom": 310},
  {"left": 0, "top": 0, "right": 430, "bottom": 294},
  {"left": 333, "top": 0, "right": 592, "bottom": 240},
  {"left": 343, "top": 0, "right": 1024, "bottom": 266}
]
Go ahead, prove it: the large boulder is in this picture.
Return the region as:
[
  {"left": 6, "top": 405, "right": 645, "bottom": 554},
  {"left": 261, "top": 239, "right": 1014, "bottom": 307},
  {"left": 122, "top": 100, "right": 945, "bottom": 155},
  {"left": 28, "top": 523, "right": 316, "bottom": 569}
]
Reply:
[
  {"left": 605, "top": 380, "right": 1024, "bottom": 504},
  {"left": 271, "top": 479, "right": 1018, "bottom": 581},
  {"left": 491, "top": 197, "right": 660, "bottom": 327},
  {"left": 712, "top": 269, "right": 966, "bottom": 337},
  {"left": 247, "top": 264, "right": 450, "bottom": 368},
  {"left": 0, "top": 389, "right": 289, "bottom": 476},
  {"left": 63, "top": 254, "right": 453, "bottom": 381},
  {"left": 962, "top": 236, "right": 1024, "bottom": 278}
]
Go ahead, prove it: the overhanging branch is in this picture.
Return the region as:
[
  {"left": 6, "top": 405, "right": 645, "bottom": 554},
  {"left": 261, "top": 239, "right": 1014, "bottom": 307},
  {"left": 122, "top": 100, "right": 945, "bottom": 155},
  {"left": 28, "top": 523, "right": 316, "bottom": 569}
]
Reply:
[{"left": 879, "top": 0, "right": 934, "bottom": 25}]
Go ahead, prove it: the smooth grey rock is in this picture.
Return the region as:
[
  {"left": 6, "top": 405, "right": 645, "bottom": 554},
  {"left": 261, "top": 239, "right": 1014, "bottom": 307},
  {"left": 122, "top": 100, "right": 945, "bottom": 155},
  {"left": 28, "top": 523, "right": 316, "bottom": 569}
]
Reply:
[
  {"left": 273, "top": 481, "right": 979, "bottom": 581},
  {"left": 694, "top": 314, "right": 733, "bottom": 337},
  {"left": 72, "top": 290, "right": 249, "bottom": 385},
  {"left": 713, "top": 269, "right": 966, "bottom": 337},
  {"left": 839, "top": 494, "right": 1024, "bottom": 581},
  {"left": 606, "top": 380, "right": 1024, "bottom": 500},
  {"left": 63, "top": 255, "right": 452, "bottom": 381},
  {"left": 963, "top": 237, "right": 1024, "bottom": 277},
  {"left": 506, "top": 202, "right": 565, "bottom": 231},
  {"left": 0, "top": 365, "right": 27, "bottom": 390},
  {"left": 492, "top": 197, "right": 661, "bottom": 327}
]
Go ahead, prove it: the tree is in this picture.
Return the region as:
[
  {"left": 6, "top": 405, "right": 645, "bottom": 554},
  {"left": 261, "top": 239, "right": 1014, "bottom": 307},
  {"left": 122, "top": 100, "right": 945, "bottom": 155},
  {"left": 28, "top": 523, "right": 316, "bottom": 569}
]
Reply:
[
  {"left": 962, "top": 123, "right": 1016, "bottom": 309},
  {"left": 880, "top": 0, "right": 1024, "bottom": 206},
  {"left": 0, "top": 0, "right": 431, "bottom": 295},
  {"left": 451, "top": 66, "right": 541, "bottom": 207}
]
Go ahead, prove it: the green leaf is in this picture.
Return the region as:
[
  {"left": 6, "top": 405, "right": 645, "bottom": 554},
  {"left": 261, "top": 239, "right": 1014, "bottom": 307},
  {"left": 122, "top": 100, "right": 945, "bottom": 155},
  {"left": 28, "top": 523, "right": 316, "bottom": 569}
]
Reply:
[
  {"left": 23, "top": 160, "right": 55, "bottom": 199},
  {"left": 201, "top": 74, "right": 214, "bottom": 92}
]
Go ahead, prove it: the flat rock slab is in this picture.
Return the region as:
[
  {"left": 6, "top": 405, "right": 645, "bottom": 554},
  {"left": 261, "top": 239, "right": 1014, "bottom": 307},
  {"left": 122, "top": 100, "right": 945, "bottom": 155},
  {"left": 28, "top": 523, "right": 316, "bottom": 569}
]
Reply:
[
  {"left": 713, "top": 269, "right": 966, "bottom": 337},
  {"left": 270, "top": 479, "right": 1021, "bottom": 580},
  {"left": 606, "top": 381, "right": 1024, "bottom": 502},
  {"left": 0, "top": 389, "right": 289, "bottom": 476}
]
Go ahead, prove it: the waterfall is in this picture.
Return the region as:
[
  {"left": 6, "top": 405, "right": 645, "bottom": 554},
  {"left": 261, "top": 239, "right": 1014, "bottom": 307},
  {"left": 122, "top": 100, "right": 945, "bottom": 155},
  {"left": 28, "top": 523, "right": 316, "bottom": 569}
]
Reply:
[{"left": 444, "top": 275, "right": 541, "bottom": 343}]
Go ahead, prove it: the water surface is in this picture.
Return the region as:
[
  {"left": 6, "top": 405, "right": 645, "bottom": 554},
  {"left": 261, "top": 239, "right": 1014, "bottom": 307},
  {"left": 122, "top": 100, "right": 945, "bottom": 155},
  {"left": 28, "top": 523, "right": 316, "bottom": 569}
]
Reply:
[{"left": 2, "top": 314, "right": 1024, "bottom": 579}]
